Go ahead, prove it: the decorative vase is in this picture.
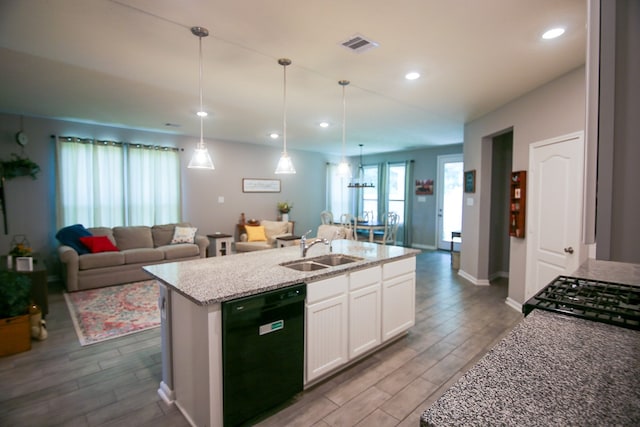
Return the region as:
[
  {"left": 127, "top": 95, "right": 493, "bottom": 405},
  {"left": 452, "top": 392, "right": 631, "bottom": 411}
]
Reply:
[{"left": 282, "top": 213, "right": 289, "bottom": 222}]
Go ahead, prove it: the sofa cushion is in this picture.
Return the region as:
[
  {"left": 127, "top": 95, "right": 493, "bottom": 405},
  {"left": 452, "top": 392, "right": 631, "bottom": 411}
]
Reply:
[
  {"left": 160, "top": 244, "right": 200, "bottom": 260},
  {"left": 245, "top": 225, "right": 267, "bottom": 242},
  {"left": 152, "top": 222, "right": 191, "bottom": 247},
  {"left": 122, "top": 248, "right": 165, "bottom": 264},
  {"left": 88, "top": 227, "right": 117, "bottom": 245},
  {"left": 113, "top": 226, "right": 153, "bottom": 250},
  {"left": 78, "top": 252, "right": 125, "bottom": 270},
  {"left": 171, "top": 226, "right": 198, "bottom": 244},
  {"left": 79, "top": 236, "right": 119, "bottom": 253},
  {"left": 56, "top": 224, "right": 92, "bottom": 255}
]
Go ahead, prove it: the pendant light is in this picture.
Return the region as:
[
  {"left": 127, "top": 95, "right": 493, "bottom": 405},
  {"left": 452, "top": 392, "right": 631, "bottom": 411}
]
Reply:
[
  {"left": 187, "top": 26, "right": 214, "bottom": 170},
  {"left": 274, "top": 58, "right": 296, "bottom": 174},
  {"left": 337, "top": 80, "right": 352, "bottom": 178},
  {"left": 348, "top": 143, "right": 374, "bottom": 188}
]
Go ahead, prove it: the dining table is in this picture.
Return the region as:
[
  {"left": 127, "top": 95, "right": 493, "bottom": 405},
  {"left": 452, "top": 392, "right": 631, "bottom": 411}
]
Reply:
[{"left": 354, "top": 221, "right": 386, "bottom": 242}]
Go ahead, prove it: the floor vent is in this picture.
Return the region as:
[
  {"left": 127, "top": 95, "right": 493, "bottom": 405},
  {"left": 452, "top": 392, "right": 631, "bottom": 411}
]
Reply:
[{"left": 340, "top": 34, "right": 379, "bottom": 54}]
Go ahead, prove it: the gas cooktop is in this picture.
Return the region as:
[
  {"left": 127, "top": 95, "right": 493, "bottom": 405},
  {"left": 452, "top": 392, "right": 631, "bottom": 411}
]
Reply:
[{"left": 523, "top": 276, "right": 640, "bottom": 330}]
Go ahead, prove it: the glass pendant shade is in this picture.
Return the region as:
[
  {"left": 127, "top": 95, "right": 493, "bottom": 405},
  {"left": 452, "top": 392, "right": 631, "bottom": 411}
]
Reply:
[
  {"left": 275, "top": 58, "right": 296, "bottom": 174},
  {"left": 188, "top": 144, "right": 214, "bottom": 169},
  {"left": 275, "top": 152, "right": 296, "bottom": 174},
  {"left": 188, "top": 26, "right": 214, "bottom": 170},
  {"left": 337, "top": 160, "right": 351, "bottom": 178}
]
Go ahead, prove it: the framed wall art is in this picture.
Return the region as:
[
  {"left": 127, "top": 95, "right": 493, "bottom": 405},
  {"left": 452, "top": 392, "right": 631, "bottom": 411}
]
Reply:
[
  {"left": 464, "top": 170, "right": 476, "bottom": 193},
  {"left": 242, "top": 178, "right": 281, "bottom": 193}
]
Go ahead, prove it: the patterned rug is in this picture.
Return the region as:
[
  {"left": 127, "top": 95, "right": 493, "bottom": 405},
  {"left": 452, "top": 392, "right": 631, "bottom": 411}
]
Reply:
[{"left": 64, "top": 280, "right": 161, "bottom": 346}]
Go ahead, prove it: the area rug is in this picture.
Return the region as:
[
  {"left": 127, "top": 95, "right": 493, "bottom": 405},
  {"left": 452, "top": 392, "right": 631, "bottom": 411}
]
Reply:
[{"left": 64, "top": 280, "right": 160, "bottom": 346}]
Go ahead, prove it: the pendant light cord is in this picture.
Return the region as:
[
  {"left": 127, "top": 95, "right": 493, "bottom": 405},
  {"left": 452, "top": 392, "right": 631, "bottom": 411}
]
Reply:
[
  {"left": 282, "top": 61, "right": 288, "bottom": 154},
  {"left": 198, "top": 34, "right": 204, "bottom": 148}
]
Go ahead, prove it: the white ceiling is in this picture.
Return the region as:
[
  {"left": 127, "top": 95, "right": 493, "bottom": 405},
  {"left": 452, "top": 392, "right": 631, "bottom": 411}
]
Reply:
[{"left": 0, "top": 0, "right": 586, "bottom": 156}]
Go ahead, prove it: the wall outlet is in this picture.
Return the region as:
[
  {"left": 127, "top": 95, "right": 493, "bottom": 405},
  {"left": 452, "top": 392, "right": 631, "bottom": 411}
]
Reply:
[{"left": 218, "top": 196, "right": 224, "bottom": 203}]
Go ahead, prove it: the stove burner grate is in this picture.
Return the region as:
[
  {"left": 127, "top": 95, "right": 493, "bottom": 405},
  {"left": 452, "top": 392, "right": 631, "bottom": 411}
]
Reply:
[{"left": 523, "top": 276, "right": 640, "bottom": 330}]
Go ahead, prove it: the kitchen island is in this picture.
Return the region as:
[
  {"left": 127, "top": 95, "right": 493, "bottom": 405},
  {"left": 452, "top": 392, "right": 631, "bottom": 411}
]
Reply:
[
  {"left": 420, "top": 259, "right": 640, "bottom": 426},
  {"left": 144, "top": 240, "right": 419, "bottom": 427}
]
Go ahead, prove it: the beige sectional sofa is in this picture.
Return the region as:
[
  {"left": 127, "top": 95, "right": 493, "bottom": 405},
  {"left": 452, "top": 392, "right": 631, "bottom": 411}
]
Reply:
[
  {"left": 57, "top": 223, "right": 208, "bottom": 292},
  {"left": 234, "top": 220, "right": 294, "bottom": 252}
]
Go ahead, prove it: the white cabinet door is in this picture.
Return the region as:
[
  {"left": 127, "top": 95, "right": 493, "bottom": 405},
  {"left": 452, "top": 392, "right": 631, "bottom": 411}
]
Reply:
[
  {"left": 382, "top": 258, "right": 416, "bottom": 342},
  {"left": 348, "top": 266, "right": 381, "bottom": 359},
  {"left": 349, "top": 283, "right": 381, "bottom": 358},
  {"left": 306, "top": 277, "right": 348, "bottom": 383}
]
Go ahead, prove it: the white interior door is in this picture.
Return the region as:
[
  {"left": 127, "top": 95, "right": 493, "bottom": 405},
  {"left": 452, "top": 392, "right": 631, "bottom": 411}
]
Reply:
[
  {"left": 436, "top": 154, "right": 463, "bottom": 250},
  {"left": 525, "top": 131, "right": 584, "bottom": 300}
]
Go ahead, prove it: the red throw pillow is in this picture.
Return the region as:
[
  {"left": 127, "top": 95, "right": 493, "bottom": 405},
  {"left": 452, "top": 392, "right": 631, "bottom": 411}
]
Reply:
[{"left": 79, "top": 236, "right": 119, "bottom": 253}]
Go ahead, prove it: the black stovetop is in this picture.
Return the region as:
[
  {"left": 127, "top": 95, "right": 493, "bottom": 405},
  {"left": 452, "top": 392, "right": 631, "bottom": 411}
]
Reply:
[{"left": 523, "top": 276, "right": 640, "bottom": 330}]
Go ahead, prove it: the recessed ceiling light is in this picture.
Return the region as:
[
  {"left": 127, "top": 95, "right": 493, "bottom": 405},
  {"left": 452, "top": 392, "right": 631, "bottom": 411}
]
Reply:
[
  {"left": 319, "top": 121, "right": 330, "bottom": 128},
  {"left": 196, "top": 111, "right": 208, "bottom": 117},
  {"left": 269, "top": 133, "right": 279, "bottom": 139},
  {"left": 542, "top": 28, "right": 565, "bottom": 40},
  {"left": 405, "top": 72, "right": 420, "bottom": 80}
]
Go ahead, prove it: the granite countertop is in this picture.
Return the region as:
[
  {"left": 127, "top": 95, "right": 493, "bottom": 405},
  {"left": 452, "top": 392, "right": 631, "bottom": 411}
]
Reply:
[
  {"left": 143, "top": 240, "right": 419, "bottom": 306},
  {"left": 420, "top": 259, "right": 640, "bottom": 426},
  {"left": 420, "top": 309, "right": 640, "bottom": 426}
]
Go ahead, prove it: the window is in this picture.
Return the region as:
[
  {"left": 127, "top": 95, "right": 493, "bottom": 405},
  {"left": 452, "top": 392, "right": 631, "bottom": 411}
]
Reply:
[
  {"left": 387, "top": 163, "right": 406, "bottom": 224},
  {"left": 361, "top": 165, "right": 378, "bottom": 221},
  {"left": 56, "top": 137, "right": 181, "bottom": 228}
]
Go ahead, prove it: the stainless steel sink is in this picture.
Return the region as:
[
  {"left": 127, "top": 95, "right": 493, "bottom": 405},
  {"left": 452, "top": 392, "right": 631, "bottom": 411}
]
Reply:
[
  {"left": 280, "top": 254, "right": 363, "bottom": 271},
  {"left": 281, "top": 261, "right": 329, "bottom": 271},
  {"left": 309, "top": 254, "right": 364, "bottom": 266}
]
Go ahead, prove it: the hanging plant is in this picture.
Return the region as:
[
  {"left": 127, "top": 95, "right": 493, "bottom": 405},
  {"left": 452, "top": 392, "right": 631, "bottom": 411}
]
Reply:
[{"left": 0, "top": 154, "right": 41, "bottom": 180}]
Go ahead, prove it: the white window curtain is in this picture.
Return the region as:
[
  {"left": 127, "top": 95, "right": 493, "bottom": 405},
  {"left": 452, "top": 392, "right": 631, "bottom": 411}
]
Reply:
[
  {"left": 326, "top": 163, "right": 351, "bottom": 220},
  {"left": 55, "top": 137, "right": 180, "bottom": 229}
]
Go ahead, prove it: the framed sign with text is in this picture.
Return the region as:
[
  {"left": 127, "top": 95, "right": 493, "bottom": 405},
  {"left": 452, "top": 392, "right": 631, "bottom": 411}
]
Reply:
[{"left": 242, "top": 178, "right": 281, "bottom": 193}]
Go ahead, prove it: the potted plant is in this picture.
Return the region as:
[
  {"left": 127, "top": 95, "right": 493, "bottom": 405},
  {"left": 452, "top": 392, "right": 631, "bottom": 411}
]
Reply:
[
  {"left": 277, "top": 201, "right": 293, "bottom": 222},
  {"left": 0, "top": 154, "right": 41, "bottom": 180},
  {"left": 0, "top": 271, "right": 32, "bottom": 356}
]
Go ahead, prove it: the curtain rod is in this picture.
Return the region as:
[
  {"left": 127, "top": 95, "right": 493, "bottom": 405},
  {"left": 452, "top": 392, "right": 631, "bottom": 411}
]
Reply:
[{"left": 52, "top": 135, "right": 182, "bottom": 152}]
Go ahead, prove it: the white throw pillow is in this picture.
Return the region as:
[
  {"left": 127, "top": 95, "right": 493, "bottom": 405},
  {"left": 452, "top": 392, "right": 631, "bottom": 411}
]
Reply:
[{"left": 171, "top": 226, "right": 197, "bottom": 244}]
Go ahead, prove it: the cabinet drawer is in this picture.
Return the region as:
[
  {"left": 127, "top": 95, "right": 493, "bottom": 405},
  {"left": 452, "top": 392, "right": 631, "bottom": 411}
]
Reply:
[
  {"left": 349, "top": 265, "right": 381, "bottom": 291},
  {"left": 307, "top": 275, "right": 348, "bottom": 304},
  {"left": 382, "top": 257, "right": 416, "bottom": 280}
]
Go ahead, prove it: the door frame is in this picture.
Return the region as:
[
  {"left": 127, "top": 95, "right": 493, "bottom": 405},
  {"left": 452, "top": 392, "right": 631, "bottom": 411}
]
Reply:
[{"left": 436, "top": 153, "right": 463, "bottom": 250}]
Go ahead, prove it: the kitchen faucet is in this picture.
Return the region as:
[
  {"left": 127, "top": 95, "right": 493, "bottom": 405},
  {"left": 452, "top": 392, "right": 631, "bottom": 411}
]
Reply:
[{"left": 300, "top": 230, "right": 329, "bottom": 257}]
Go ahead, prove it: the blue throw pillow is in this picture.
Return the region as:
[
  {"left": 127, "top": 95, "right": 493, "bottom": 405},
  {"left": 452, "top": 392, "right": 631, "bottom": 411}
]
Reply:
[{"left": 56, "top": 224, "right": 93, "bottom": 255}]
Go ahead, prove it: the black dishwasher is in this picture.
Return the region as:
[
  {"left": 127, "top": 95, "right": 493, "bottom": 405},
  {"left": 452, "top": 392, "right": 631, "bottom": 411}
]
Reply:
[{"left": 222, "top": 283, "right": 306, "bottom": 427}]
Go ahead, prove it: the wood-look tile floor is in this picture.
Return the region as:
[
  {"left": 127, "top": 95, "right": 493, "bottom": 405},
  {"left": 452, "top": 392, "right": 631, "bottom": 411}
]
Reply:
[{"left": 0, "top": 250, "right": 523, "bottom": 426}]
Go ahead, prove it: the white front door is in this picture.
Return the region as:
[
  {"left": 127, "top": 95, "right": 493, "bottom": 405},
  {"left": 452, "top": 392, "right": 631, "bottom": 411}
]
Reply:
[
  {"left": 525, "top": 131, "right": 584, "bottom": 300},
  {"left": 436, "top": 154, "right": 463, "bottom": 250}
]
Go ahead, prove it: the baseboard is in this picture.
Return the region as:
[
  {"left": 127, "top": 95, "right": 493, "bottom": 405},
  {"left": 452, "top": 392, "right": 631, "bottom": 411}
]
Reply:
[
  {"left": 505, "top": 297, "right": 523, "bottom": 313},
  {"left": 158, "top": 381, "right": 175, "bottom": 405},
  {"left": 457, "top": 269, "right": 490, "bottom": 286},
  {"left": 411, "top": 243, "right": 436, "bottom": 250},
  {"left": 488, "top": 270, "right": 509, "bottom": 281}
]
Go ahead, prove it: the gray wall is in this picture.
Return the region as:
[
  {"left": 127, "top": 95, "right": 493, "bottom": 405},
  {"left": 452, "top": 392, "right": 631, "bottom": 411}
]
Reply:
[
  {"left": 595, "top": 0, "right": 640, "bottom": 263},
  {"left": 463, "top": 66, "right": 586, "bottom": 303},
  {"left": 0, "top": 112, "right": 460, "bottom": 279},
  {"left": 0, "top": 113, "right": 330, "bottom": 276},
  {"left": 360, "top": 144, "right": 463, "bottom": 249}
]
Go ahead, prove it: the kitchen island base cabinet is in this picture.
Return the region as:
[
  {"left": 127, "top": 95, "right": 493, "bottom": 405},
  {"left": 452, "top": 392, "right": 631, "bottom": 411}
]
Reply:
[
  {"left": 171, "top": 291, "right": 223, "bottom": 427},
  {"left": 382, "top": 257, "right": 416, "bottom": 342},
  {"left": 349, "top": 266, "right": 382, "bottom": 358},
  {"left": 305, "top": 275, "right": 349, "bottom": 383}
]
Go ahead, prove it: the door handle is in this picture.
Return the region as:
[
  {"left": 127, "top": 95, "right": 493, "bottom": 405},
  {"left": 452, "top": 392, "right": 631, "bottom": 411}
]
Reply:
[{"left": 563, "top": 247, "right": 574, "bottom": 254}]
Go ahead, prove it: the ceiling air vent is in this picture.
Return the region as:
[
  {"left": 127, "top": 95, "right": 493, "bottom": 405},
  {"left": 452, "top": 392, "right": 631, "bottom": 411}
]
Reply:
[{"left": 340, "top": 34, "right": 379, "bottom": 54}]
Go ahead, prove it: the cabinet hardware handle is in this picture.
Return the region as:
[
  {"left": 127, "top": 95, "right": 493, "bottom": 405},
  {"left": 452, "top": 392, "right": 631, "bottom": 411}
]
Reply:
[{"left": 563, "top": 247, "right": 574, "bottom": 254}]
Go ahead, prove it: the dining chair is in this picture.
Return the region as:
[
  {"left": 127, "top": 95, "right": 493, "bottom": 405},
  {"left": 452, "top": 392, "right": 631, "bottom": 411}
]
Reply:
[
  {"left": 373, "top": 212, "right": 399, "bottom": 245},
  {"left": 320, "top": 210, "right": 333, "bottom": 225},
  {"left": 339, "top": 213, "right": 356, "bottom": 239}
]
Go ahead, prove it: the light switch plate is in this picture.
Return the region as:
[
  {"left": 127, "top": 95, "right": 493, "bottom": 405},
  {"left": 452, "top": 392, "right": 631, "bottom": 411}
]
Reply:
[
  {"left": 218, "top": 196, "right": 224, "bottom": 203},
  {"left": 466, "top": 197, "right": 474, "bottom": 206}
]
